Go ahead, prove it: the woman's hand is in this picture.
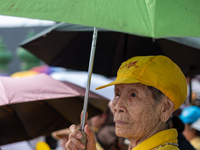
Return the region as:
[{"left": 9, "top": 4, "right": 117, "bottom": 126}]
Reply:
[{"left": 65, "top": 124, "right": 97, "bottom": 150}]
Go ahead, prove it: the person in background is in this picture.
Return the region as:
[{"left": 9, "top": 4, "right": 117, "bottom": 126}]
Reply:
[
  {"left": 52, "top": 107, "right": 128, "bottom": 150},
  {"left": 170, "top": 114, "right": 195, "bottom": 150},
  {"left": 52, "top": 128, "right": 71, "bottom": 150},
  {"left": 180, "top": 106, "right": 200, "bottom": 150},
  {"left": 66, "top": 55, "right": 187, "bottom": 150}
]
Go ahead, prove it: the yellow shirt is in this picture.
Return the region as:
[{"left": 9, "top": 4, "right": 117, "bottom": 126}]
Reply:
[
  {"left": 190, "top": 136, "right": 200, "bottom": 150},
  {"left": 132, "top": 129, "right": 179, "bottom": 150},
  {"left": 96, "top": 142, "right": 104, "bottom": 150}
]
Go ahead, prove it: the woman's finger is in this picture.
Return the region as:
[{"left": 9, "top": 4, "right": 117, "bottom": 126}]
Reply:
[
  {"left": 84, "top": 125, "right": 97, "bottom": 150},
  {"left": 65, "top": 124, "right": 86, "bottom": 150}
]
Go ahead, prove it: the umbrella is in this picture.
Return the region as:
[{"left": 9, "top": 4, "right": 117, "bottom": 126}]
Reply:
[
  {"left": 10, "top": 70, "right": 39, "bottom": 77},
  {"left": 21, "top": 23, "right": 200, "bottom": 77},
  {"left": 30, "top": 65, "right": 54, "bottom": 75},
  {"left": 0, "top": 74, "right": 109, "bottom": 145},
  {"left": 0, "top": 1, "right": 200, "bottom": 38},
  {"left": 49, "top": 70, "right": 115, "bottom": 100}
]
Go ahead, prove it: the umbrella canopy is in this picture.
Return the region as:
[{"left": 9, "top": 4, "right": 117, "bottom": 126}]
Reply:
[
  {"left": 21, "top": 23, "right": 200, "bottom": 77},
  {"left": 0, "top": 74, "right": 109, "bottom": 145},
  {"left": 0, "top": 1, "right": 200, "bottom": 38},
  {"left": 30, "top": 65, "right": 54, "bottom": 75},
  {"left": 50, "top": 70, "right": 115, "bottom": 100}
]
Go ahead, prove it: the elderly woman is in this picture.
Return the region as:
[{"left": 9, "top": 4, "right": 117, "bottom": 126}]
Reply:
[{"left": 66, "top": 55, "right": 187, "bottom": 150}]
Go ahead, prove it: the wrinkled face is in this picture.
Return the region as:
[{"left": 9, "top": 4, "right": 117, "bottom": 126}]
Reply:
[{"left": 111, "top": 83, "right": 161, "bottom": 139}]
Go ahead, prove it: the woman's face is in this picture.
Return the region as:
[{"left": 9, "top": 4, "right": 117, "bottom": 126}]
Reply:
[{"left": 111, "top": 83, "right": 161, "bottom": 139}]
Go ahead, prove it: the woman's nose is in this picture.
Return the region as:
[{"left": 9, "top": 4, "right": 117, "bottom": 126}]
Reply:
[{"left": 112, "top": 97, "right": 126, "bottom": 113}]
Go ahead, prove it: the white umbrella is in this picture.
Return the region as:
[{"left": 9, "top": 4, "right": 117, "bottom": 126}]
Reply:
[
  {"left": 0, "top": 15, "right": 55, "bottom": 27},
  {"left": 50, "top": 70, "right": 114, "bottom": 100}
]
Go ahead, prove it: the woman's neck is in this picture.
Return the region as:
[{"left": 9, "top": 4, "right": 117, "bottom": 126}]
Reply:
[{"left": 128, "top": 122, "right": 167, "bottom": 150}]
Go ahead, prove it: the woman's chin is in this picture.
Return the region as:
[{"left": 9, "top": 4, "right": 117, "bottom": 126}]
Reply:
[{"left": 115, "top": 128, "right": 129, "bottom": 138}]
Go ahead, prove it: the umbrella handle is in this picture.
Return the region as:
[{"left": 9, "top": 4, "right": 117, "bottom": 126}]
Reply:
[
  {"left": 81, "top": 27, "right": 98, "bottom": 130},
  {"left": 79, "top": 130, "right": 87, "bottom": 150}
]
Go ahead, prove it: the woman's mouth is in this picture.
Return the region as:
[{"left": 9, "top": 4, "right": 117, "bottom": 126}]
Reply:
[{"left": 114, "top": 120, "right": 128, "bottom": 126}]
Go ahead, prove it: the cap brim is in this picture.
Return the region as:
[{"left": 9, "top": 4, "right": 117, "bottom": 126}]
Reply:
[
  {"left": 95, "top": 77, "right": 146, "bottom": 90},
  {"left": 191, "top": 118, "right": 200, "bottom": 131}
]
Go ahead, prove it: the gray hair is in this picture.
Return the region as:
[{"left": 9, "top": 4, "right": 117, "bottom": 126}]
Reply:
[
  {"left": 147, "top": 86, "right": 164, "bottom": 102},
  {"left": 148, "top": 86, "right": 171, "bottom": 127}
]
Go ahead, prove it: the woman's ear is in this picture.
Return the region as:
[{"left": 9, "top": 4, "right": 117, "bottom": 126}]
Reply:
[{"left": 160, "top": 96, "right": 174, "bottom": 122}]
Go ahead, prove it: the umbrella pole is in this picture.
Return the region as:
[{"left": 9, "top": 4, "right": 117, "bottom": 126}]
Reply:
[{"left": 81, "top": 27, "right": 98, "bottom": 131}]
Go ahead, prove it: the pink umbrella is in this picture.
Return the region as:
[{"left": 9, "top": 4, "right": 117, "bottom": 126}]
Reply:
[{"left": 0, "top": 74, "right": 109, "bottom": 145}]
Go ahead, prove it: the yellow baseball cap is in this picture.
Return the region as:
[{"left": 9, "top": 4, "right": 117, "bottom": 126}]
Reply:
[{"left": 96, "top": 55, "right": 187, "bottom": 111}]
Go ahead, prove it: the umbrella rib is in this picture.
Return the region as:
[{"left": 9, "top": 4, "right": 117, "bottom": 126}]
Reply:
[{"left": 6, "top": 105, "right": 31, "bottom": 139}]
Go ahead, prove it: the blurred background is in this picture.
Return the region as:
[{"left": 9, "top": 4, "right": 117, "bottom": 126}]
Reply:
[{"left": 0, "top": 15, "right": 55, "bottom": 75}]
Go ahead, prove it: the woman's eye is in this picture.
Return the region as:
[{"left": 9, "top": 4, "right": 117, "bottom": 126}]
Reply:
[{"left": 131, "top": 93, "right": 136, "bottom": 97}]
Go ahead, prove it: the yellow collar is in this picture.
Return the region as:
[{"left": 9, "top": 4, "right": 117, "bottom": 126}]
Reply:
[{"left": 132, "top": 129, "right": 178, "bottom": 150}]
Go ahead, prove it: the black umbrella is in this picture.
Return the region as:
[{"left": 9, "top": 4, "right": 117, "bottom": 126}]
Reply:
[{"left": 20, "top": 23, "right": 200, "bottom": 78}]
